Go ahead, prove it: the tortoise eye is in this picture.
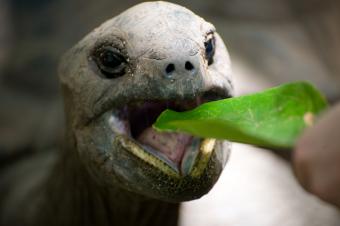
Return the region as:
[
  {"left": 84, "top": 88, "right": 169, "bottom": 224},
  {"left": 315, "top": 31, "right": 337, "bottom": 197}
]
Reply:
[
  {"left": 204, "top": 34, "right": 216, "bottom": 66},
  {"left": 94, "top": 46, "right": 127, "bottom": 78}
]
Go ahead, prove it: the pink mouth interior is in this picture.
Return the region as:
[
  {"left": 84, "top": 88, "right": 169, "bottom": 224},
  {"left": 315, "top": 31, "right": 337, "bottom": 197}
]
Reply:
[
  {"left": 128, "top": 100, "right": 199, "bottom": 165},
  {"left": 137, "top": 127, "right": 193, "bottom": 164}
]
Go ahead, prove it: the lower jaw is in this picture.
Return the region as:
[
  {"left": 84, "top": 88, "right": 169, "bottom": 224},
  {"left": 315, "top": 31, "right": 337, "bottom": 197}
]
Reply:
[{"left": 115, "top": 135, "right": 216, "bottom": 178}]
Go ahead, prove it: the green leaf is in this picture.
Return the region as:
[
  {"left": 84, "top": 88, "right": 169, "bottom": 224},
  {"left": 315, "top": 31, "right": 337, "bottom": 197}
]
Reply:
[{"left": 153, "top": 82, "right": 328, "bottom": 149}]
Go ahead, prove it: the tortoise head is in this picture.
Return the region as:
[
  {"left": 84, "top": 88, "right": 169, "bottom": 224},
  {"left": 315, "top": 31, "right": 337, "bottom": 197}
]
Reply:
[{"left": 59, "top": 1, "right": 233, "bottom": 202}]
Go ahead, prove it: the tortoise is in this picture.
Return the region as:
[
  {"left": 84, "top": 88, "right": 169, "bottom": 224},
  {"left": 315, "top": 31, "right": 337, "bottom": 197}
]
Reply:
[{"left": 0, "top": 2, "right": 232, "bottom": 226}]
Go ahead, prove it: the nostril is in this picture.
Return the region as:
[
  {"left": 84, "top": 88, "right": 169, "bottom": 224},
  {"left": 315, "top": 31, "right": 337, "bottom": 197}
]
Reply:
[
  {"left": 185, "top": 61, "right": 194, "bottom": 71},
  {"left": 165, "top": 64, "right": 175, "bottom": 75}
]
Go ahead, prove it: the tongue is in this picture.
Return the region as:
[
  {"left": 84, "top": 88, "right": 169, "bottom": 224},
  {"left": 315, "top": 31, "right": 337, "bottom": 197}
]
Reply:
[{"left": 137, "top": 127, "right": 192, "bottom": 164}]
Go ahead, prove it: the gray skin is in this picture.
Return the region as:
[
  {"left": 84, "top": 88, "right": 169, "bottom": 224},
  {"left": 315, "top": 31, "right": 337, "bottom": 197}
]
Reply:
[{"left": 0, "top": 2, "right": 233, "bottom": 226}]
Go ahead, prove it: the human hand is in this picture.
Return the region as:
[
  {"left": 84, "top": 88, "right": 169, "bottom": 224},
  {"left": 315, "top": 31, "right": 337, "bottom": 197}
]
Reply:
[{"left": 294, "top": 102, "right": 340, "bottom": 208}]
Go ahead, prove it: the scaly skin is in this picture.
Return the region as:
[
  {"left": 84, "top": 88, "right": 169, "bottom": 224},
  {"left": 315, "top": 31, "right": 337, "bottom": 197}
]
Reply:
[{"left": 0, "top": 2, "right": 233, "bottom": 226}]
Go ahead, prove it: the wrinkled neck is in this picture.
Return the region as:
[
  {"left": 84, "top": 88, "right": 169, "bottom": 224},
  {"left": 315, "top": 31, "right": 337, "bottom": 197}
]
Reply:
[{"left": 36, "top": 140, "right": 179, "bottom": 226}]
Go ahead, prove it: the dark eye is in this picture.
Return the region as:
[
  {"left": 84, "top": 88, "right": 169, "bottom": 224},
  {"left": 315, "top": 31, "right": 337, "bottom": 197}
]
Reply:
[
  {"left": 204, "top": 34, "right": 216, "bottom": 65},
  {"left": 94, "top": 46, "right": 127, "bottom": 78}
]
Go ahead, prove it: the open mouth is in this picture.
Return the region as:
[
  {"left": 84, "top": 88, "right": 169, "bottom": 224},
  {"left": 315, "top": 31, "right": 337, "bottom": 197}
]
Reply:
[{"left": 109, "top": 89, "right": 230, "bottom": 176}]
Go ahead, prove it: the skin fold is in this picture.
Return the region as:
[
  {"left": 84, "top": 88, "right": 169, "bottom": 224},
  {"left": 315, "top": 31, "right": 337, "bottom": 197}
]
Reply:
[{"left": 0, "top": 2, "right": 233, "bottom": 226}]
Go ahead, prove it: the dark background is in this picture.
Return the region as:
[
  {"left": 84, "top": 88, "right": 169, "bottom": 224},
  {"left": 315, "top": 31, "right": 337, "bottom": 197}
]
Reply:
[{"left": 1, "top": 0, "right": 340, "bottom": 159}]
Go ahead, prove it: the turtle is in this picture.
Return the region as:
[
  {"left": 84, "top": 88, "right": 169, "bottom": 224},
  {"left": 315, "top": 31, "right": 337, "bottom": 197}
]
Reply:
[{"left": 0, "top": 2, "right": 233, "bottom": 226}]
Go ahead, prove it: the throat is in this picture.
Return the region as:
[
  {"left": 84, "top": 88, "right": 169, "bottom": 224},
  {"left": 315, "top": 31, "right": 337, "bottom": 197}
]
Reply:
[{"left": 38, "top": 148, "right": 180, "bottom": 226}]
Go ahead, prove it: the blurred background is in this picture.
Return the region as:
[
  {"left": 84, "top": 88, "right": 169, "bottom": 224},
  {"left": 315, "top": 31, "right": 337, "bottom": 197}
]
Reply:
[{"left": 0, "top": 0, "right": 340, "bottom": 225}]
